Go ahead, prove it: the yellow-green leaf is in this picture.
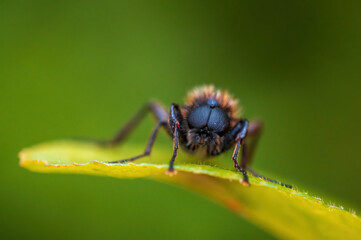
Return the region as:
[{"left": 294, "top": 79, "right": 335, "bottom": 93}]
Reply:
[{"left": 19, "top": 140, "right": 361, "bottom": 240}]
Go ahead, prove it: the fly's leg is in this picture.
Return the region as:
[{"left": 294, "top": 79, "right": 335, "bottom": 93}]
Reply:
[
  {"left": 242, "top": 120, "right": 263, "bottom": 166},
  {"left": 108, "top": 102, "right": 170, "bottom": 146},
  {"left": 108, "top": 121, "right": 165, "bottom": 163},
  {"left": 246, "top": 167, "right": 292, "bottom": 188},
  {"left": 107, "top": 101, "right": 170, "bottom": 164},
  {"left": 243, "top": 121, "right": 292, "bottom": 188},
  {"left": 166, "top": 104, "right": 181, "bottom": 175},
  {"left": 223, "top": 119, "right": 292, "bottom": 188},
  {"left": 231, "top": 119, "right": 249, "bottom": 185}
]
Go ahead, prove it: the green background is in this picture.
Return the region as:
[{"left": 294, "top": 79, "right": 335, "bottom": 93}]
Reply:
[{"left": 1, "top": 1, "right": 360, "bottom": 239}]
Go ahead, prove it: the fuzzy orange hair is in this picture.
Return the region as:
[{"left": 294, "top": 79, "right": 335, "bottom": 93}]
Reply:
[{"left": 181, "top": 85, "right": 240, "bottom": 121}]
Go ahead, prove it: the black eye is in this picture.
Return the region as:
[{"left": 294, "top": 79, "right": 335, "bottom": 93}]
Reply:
[
  {"left": 207, "top": 108, "right": 228, "bottom": 132},
  {"left": 188, "top": 106, "right": 210, "bottom": 129}
]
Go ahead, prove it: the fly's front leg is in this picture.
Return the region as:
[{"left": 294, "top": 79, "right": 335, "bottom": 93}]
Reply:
[
  {"left": 230, "top": 119, "right": 250, "bottom": 186},
  {"left": 166, "top": 103, "right": 182, "bottom": 175}
]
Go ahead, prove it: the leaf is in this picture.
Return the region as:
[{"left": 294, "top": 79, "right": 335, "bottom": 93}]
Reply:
[{"left": 19, "top": 140, "right": 361, "bottom": 240}]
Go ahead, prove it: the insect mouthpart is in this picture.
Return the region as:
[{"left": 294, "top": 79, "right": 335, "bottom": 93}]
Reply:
[
  {"left": 189, "top": 128, "right": 211, "bottom": 146},
  {"left": 195, "top": 135, "right": 202, "bottom": 143}
]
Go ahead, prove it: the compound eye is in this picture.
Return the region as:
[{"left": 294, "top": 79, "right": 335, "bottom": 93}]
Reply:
[
  {"left": 188, "top": 106, "right": 211, "bottom": 129},
  {"left": 207, "top": 108, "right": 228, "bottom": 132}
]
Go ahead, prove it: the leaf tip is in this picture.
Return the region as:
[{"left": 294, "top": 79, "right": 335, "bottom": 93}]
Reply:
[{"left": 18, "top": 149, "right": 27, "bottom": 166}]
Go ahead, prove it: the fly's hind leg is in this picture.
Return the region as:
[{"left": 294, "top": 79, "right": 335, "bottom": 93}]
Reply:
[
  {"left": 108, "top": 102, "right": 170, "bottom": 146},
  {"left": 244, "top": 121, "right": 292, "bottom": 188},
  {"left": 108, "top": 121, "right": 165, "bottom": 163},
  {"left": 242, "top": 120, "right": 263, "bottom": 167},
  {"left": 107, "top": 102, "right": 171, "bottom": 164}
]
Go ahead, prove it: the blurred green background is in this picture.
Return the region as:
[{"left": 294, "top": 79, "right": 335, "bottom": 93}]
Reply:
[{"left": 1, "top": 1, "right": 360, "bottom": 239}]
